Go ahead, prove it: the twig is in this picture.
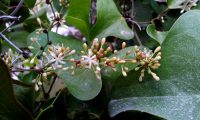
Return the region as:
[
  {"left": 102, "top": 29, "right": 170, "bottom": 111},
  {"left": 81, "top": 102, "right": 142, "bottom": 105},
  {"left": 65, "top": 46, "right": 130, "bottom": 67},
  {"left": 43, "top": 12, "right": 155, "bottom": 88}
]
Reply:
[
  {"left": 35, "top": 91, "right": 61, "bottom": 120},
  {"left": 0, "top": 15, "right": 20, "bottom": 20},
  {"left": 130, "top": 0, "right": 142, "bottom": 46},
  {"left": 47, "top": 75, "right": 57, "bottom": 94},
  {"left": 10, "top": 0, "right": 24, "bottom": 16},
  {"left": 12, "top": 68, "right": 43, "bottom": 72},
  {"left": 0, "top": 32, "right": 23, "bottom": 53},
  {"left": 133, "top": 27, "right": 142, "bottom": 46},
  {"left": 126, "top": 18, "right": 141, "bottom": 31},
  {"left": 49, "top": 2, "right": 56, "bottom": 19}
]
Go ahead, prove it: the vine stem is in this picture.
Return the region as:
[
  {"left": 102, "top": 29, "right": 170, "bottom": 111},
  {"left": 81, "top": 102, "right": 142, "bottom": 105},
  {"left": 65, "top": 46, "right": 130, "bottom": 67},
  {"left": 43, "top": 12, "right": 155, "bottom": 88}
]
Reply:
[
  {"left": 10, "top": 0, "right": 24, "bottom": 16},
  {"left": 0, "top": 32, "right": 23, "bottom": 53},
  {"left": 35, "top": 91, "right": 61, "bottom": 120},
  {"left": 47, "top": 75, "right": 57, "bottom": 94}
]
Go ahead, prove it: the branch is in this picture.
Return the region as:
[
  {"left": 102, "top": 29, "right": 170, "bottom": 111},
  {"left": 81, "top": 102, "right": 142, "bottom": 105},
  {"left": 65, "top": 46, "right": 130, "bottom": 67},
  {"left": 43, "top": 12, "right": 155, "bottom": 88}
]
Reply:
[
  {"left": 10, "top": 0, "right": 24, "bottom": 16},
  {"left": 0, "top": 32, "right": 23, "bottom": 53},
  {"left": 35, "top": 91, "right": 61, "bottom": 120}
]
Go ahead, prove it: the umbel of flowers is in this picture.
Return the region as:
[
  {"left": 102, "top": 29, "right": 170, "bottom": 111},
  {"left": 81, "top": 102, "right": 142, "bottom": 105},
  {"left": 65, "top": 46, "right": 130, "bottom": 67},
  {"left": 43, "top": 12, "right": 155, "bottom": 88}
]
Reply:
[{"left": 1, "top": 37, "right": 161, "bottom": 91}]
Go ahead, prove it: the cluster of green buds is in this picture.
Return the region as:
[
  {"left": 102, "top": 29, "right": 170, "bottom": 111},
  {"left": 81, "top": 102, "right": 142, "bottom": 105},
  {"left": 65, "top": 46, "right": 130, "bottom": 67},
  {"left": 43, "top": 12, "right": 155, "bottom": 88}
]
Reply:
[{"left": 134, "top": 46, "right": 161, "bottom": 82}]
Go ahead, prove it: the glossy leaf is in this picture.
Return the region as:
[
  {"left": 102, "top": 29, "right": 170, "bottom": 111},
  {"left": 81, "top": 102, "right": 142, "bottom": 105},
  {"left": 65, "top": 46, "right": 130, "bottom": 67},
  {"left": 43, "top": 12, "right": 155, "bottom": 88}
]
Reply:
[
  {"left": 13, "top": 84, "right": 34, "bottom": 114},
  {"left": 146, "top": 24, "right": 168, "bottom": 44},
  {"left": 57, "top": 68, "right": 102, "bottom": 100},
  {"left": 0, "top": 59, "right": 33, "bottom": 120},
  {"left": 109, "top": 10, "right": 200, "bottom": 119},
  {"left": 24, "top": 0, "right": 36, "bottom": 8},
  {"left": 89, "top": 0, "right": 134, "bottom": 40},
  {"left": 167, "top": 0, "right": 186, "bottom": 9},
  {"left": 65, "top": 0, "right": 91, "bottom": 40},
  {"left": 27, "top": 31, "right": 83, "bottom": 53},
  {"left": 65, "top": 0, "right": 134, "bottom": 41}
]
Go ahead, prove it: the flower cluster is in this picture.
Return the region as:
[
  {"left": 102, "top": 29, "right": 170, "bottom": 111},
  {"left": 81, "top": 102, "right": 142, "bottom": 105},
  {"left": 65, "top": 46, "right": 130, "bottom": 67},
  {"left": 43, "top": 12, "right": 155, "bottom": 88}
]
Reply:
[
  {"left": 1, "top": 36, "right": 162, "bottom": 92},
  {"left": 134, "top": 46, "right": 161, "bottom": 82},
  {"left": 71, "top": 38, "right": 112, "bottom": 80},
  {"left": 45, "top": 44, "right": 76, "bottom": 69}
]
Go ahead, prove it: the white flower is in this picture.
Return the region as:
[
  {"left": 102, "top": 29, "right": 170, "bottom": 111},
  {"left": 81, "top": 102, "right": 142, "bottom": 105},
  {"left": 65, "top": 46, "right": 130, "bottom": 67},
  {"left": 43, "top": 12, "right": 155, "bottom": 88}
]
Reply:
[
  {"left": 46, "top": 44, "right": 75, "bottom": 69},
  {"left": 80, "top": 49, "right": 99, "bottom": 69}
]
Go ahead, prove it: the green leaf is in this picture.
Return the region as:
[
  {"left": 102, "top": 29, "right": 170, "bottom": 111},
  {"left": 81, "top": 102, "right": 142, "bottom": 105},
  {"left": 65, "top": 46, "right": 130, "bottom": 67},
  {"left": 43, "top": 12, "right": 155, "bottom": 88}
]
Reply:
[
  {"left": 24, "top": 9, "right": 49, "bottom": 32},
  {"left": 65, "top": 0, "right": 134, "bottom": 41},
  {"left": 167, "top": 0, "right": 186, "bottom": 9},
  {"left": 0, "top": 59, "right": 33, "bottom": 120},
  {"left": 24, "top": 0, "right": 36, "bottom": 8},
  {"left": 146, "top": 24, "right": 168, "bottom": 44},
  {"left": 65, "top": 0, "right": 91, "bottom": 40},
  {"left": 2, "top": 31, "right": 29, "bottom": 51},
  {"left": 27, "top": 31, "right": 83, "bottom": 53},
  {"left": 57, "top": 68, "right": 102, "bottom": 100},
  {"left": 2, "top": 0, "right": 10, "bottom": 4},
  {"left": 108, "top": 10, "right": 200, "bottom": 119},
  {"left": 89, "top": 0, "right": 134, "bottom": 40},
  {"left": 13, "top": 84, "right": 34, "bottom": 114},
  {"left": 102, "top": 46, "right": 138, "bottom": 81}
]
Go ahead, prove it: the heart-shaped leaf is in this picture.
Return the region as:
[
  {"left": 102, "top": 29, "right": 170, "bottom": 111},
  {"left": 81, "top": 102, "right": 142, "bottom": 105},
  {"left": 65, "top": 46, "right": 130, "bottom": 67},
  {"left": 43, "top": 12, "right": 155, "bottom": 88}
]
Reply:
[
  {"left": 65, "top": 0, "right": 134, "bottom": 41},
  {"left": 57, "top": 68, "right": 102, "bottom": 100},
  {"left": 146, "top": 24, "right": 168, "bottom": 44},
  {"left": 0, "top": 59, "right": 33, "bottom": 120},
  {"left": 108, "top": 10, "right": 200, "bottom": 119}
]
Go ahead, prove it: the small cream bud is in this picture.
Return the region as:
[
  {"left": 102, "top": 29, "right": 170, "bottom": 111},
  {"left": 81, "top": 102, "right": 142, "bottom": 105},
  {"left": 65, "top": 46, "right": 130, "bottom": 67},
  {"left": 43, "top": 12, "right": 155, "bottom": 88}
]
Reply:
[
  {"left": 124, "top": 67, "right": 129, "bottom": 71},
  {"left": 101, "top": 38, "right": 106, "bottom": 45},
  {"left": 180, "top": 9, "right": 184, "bottom": 14},
  {"left": 42, "top": 52, "right": 47, "bottom": 56},
  {"left": 62, "top": 67, "right": 69, "bottom": 70},
  {"left": 36, "top": 17, "right": 42, "bottom": 25},
  {"left": 30, "top": 58, "right": 35, "bottom": 64},
  {"left": 135, "top": 67, "right": 140, "bottom": 71},
  {"left": 35, "top": 84, "right": 39, "bottom": 91},
  {"left": 42, "top": 73, "right": 47, "bottom": 78},
  {"left": 114, "top": 50, "right": 118, "bottom": 54},
  {"left": 139, "top": 76, "right": 143, "bottom": 82},
  {"left": 83, "top": 43, "right": 88, "bottom": 50},
  {"left": 140, "top": 61, "right": 145, "bottom": 65},
  {"left": 157, "top": 52, "right": 161, "bottom": 56},
  {"left": 23, "top": 59, "right": 29, "bottom": 64},
  {"left": 154, "top": 46, "right": 161, "bottom": 53},
  {"left": 47, "top": 67, "right": 53, "bottom": 71},
  {"left": 68, "top": 50, "right": 76, "bottom": 55},
  {"left": 93, "top": 38, "right": 98, "bottom": 45},
  {"left": 154, "top": 56, "right": 161, "bottom": 61},
  {"left": 57, "top": 65, "right": 63, "bottom": 68},
  {"left": 151, "top": 72, "right": 160, "bottom": 81},
  {"left": 28, "top": 46, "right": 34, "bottom": 50},
  {"left": 38, "top": 81, "right": 42, "bottom": 85},
  {"left": 96, "top": 66, "right": 101, "bottom": 71},
  {"left": 106, "top": 46, "right": 112, "bottom": 52},
  {"left": 122, "top": 42, "right": 126, "bottom": 49}
]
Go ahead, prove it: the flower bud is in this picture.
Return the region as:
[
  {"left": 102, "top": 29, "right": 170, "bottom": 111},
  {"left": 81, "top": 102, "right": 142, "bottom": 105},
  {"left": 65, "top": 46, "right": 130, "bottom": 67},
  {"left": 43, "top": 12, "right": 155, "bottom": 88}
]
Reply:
[
  {"left": 154, "top": 46, "right": 161, "bottom": 53},
  {"left": 83, "top": 43, "right": 88, "bottom": 50},
  {"left": 101, "top": 38, "right": 106, "bottom": 45},
  {"left": 122, "top": 42, "right": 126, "bottom": 49}
]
